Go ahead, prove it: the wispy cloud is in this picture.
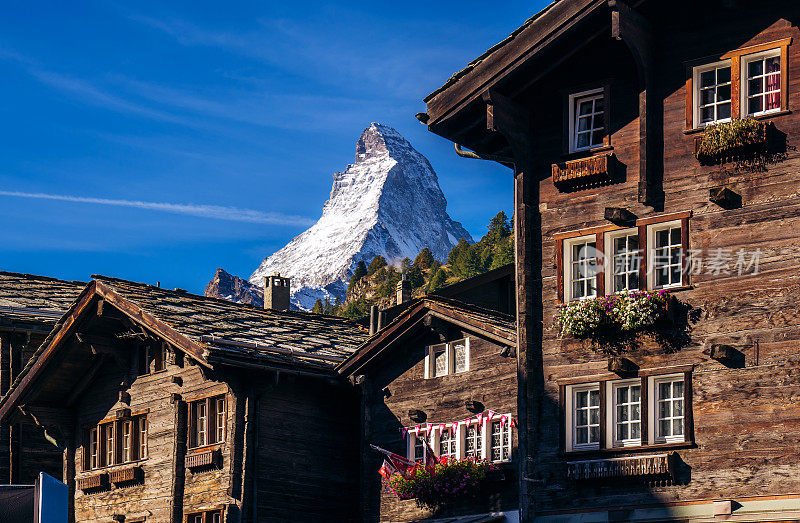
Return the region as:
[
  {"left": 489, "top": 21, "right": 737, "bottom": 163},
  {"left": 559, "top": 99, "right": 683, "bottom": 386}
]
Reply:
[{"left": 0, "top": 190, "right": 314, "bottom": 227}]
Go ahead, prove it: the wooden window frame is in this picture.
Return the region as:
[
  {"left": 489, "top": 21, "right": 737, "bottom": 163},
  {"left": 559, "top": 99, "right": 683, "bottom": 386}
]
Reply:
[
  {"left": 562, "top": 235, "right": 599, "bottom": 303},
  {"left": 562, "top": 84, "right": 613, "bottom": 156},
  {"left": 185, "top": 509, "right": 224, "bottom": 523},
  {"left": 423, "top": 338, "right": 470, "bottom": 379},
  {"left": 82, "top": 414, "right": 148, "bottom": 472},
  {"left": 685, "top": 38, "right": 791, "bottom": 130},
  {"left": 604, "top": 228, "right": 641, "bottom": 294},
  {"left": 741, "top": 48, "right": 783, "bottom": 117},
  {"left": 564, "top": 383, "right": 601, "bottom": 452},
  {"left": 188, "top": 394, "right": 227, "bottom": 450},
  {"left": 555, "top": 212, "right": 690, "bottom": 304},
  {"left": 561, "top": 371, "right": 693, "bottom": 454},
  {"left": 138, "top": 342, "right": 169, "bottom": 376},
  {"left": 606, "top": 379, "right": 643, "bottom": 448}
]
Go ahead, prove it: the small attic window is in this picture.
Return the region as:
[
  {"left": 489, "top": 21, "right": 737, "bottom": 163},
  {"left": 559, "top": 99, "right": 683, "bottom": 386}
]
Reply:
[{"left": 424, "top": 338, "right": 470, "bottom": 378}]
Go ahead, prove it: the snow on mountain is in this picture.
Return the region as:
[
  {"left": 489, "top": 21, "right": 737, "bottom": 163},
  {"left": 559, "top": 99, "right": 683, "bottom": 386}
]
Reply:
[{"left": 247, "top": 123, "right": 473, "bottom": 310}]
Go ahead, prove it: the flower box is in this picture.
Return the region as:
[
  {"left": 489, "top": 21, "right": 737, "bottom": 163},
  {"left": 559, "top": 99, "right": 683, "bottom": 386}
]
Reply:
[
  {"left": 695, "top": 118, "right": 767, "bottom": 165},
  {"left": 109, "top": 466, "right": 142, "bottom": 485},
  {"left": 186, "top": 449, "right": 220, "bottom": 470},
  {"left": 554, "top": 290, "right": 670, "bottom": 338},
  {"left": 76, "top": 473, "right": 108, "bottom": 491},
  {"left": 386, "top": 458, "right": 499, "bottom": 510},
  {"left": 552, "top": 154, "right": 613, "bottom": 187},
  {"left": 567, "top": 453, "right": 676, "bottom": 482}
]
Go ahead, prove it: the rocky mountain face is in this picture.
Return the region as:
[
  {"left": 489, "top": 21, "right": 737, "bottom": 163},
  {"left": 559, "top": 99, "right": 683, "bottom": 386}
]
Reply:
[
  {"left": 205, "top": 268, "right": 263, "bottom": 307},
  {"left": 206, "top": 123, "right": 473, "bottom": 310}
]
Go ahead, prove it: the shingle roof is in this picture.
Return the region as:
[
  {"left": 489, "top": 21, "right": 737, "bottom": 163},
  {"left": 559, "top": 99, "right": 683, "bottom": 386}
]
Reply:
[
  {"left": 338, "top": 296, "right": 516, "bottom": 376},
  {"left": 0, "top": 271, "right": 86, "bottom": 327},
  {"left": 93, "top": 276, "right": 369, "bottom": 370}
]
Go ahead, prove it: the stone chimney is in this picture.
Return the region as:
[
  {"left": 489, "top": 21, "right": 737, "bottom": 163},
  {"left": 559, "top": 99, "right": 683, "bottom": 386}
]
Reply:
[
  {"left": 264, "top": 273, "right": 291, "bottom": 311},
  {"left": 396, "top": 278, "right": 411, "bottom": 305}
]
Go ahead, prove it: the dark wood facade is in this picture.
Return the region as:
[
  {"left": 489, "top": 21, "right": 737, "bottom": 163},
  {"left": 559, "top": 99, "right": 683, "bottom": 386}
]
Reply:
[
  {"left": 0, "top": 277, "right": 365, "bottom": 522},
  {"left": 0, "top": 271, "right": 85, "bottom": 485},
  {"left": 339, "top": 297, "right": 518, "bottom": 522},
  {"left": 423, "top": 0, "right": 800, "bottom": 521}
]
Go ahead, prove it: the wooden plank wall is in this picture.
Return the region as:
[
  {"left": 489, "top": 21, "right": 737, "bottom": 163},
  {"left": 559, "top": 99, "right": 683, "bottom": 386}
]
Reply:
[
  {"left": 253, "top": 375, "right": 360, "bottom": 522},
  {"left": 361, "top": 324, "right": 518, "bottom": 522},
  {"left": 515, "top": 1, "right": 800, "bottom": 515}
]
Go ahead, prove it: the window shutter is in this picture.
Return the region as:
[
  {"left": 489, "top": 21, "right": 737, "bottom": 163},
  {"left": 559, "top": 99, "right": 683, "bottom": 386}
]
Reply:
[{"left": 423, "top": 348, "right": 430, "bottom": 379}]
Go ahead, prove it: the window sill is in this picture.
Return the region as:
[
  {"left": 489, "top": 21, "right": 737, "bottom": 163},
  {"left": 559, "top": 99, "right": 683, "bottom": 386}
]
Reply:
[
  {"left": 80, "top": 457, "right": 148, "bottom": 474},
  {"left": 563, "top": 440, "right": 695, "bottom": 458},
  {"left": 188, "top": 443, "right": 223, "bottom": 453},
  {"left": 684, "top": 110, "right": 790, "bottom": 135},
  {"left": 561, "top": 145, "right": 613, "bottom": 160}
]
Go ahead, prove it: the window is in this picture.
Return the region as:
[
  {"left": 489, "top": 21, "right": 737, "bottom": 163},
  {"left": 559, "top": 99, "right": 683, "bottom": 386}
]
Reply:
[
  {"left": 693, "top": 61, "right": 732, "bottom": 126},
  {"left": 189, "top": 395, "right": 227, "bottom": 449},
  {"left": 490, "top": 421, "right": 511, "bottom": 462},
  {"left": 572, "top": 385, "right": 600, "bottom": 450},
  {"left": 611, "top": 380, "right": 641, "bottom": 447},
  {"left": 186, "top": 510, "right": 223, "bottom": 523},
  {"left": 424, "top": 338, "right": 470, "bottom": 378},
  {"left": 648, "top": 220, "right": 683, "bottom": 289},
  {"left": 464, "top": 422, "right": 483, "bottom": 459},
  {"left": 83, "top": 415, "right": 148, "bottom": 470},
  {"left": 744, "top": 50, "right": 781, "bottom": 116},
  {"left": 558, "top": 214, "right": 689, "bottom": 302},
  {"left": 439, "top": 428, "right": 457, "bottom": 461},
  {"left": 605, "top": 229, "right": 640, "bottom": 293},
  {"left": 687, "top": 39, "right": 789, "bottom": 129},
  {"left": 138, "top": 342, "right": 168, "bottom": 376},
  {"left": 412, "top": 432, "right": 427, "bottom": 464},
  {"left": 564, "top": 373, "right": 691, "bottom": 452},
  {"left": 653, "top": 376, "right": 685, "bottom": 443},
  {"left": 569, "top": 89, "right": 605, "bottom": 153},
  {"left": 563, "top": 236, "right": 598, "bottom": 302}
]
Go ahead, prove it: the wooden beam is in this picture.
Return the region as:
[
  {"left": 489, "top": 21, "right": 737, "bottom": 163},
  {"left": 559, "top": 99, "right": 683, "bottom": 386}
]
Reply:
[
  {"left": 608, "top": 0, "right": 659, "bottom": 206},
  {"left": 65, "top": 355, "right": 107, "bottom": 407}
]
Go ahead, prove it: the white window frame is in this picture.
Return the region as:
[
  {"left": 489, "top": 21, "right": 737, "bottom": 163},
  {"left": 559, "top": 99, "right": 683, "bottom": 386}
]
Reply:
[
  {"left": 408, "top": 429, "right": 430, "bottom": 463},
  {"left": 488, "top": 417, "right": 513, "bottom": 463},
  {"left": 568, "top": 88, "right": 606, "bottom": 153},
  {"left": 647, "top": 220, "right": 683, "bottom": 290},
  {"left": 606, "top": 379, "right": 642, "bottom": 448},
  {"left": 411, "top": 412, "right": 512, "bottom": 463},
  {"left": 424, "top": 338, "right": 470, "bottom": 379},
  {"left": 693, "top": 60, "right": 733, "bottom": 128},
  {"left": 649, "top": 374, "right": 686, "bottom": 445},
  {"left": 604, "top": 228, "right": 641, "bottom": 294},
  {"left": 563, "top": 235, "right": 598, "bottom": 302},
  {"left": 742, "top": 48, "right": 782, "bottom": 117},
  {"left": 565, "top": 383, "right": 601, "bottom": 452}
]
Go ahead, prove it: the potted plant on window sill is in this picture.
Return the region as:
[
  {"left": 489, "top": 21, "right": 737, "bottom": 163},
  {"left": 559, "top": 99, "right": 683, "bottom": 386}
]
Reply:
[
  {"left": 554, "top": 290, "right": 674, "bottom": 339},
  {"left": 695, "top": 118, "right": 768, "bottom": 165}
]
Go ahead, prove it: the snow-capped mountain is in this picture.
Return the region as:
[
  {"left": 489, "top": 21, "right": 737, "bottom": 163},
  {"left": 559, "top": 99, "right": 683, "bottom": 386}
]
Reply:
[{"left": 207, "top": 123, "right": 473, "bottom": 310}]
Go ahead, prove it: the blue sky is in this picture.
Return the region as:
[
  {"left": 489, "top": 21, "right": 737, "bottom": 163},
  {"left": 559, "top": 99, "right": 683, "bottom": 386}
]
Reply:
[{"left": 0, "top": 0, "right": 544, "bottom": 292}]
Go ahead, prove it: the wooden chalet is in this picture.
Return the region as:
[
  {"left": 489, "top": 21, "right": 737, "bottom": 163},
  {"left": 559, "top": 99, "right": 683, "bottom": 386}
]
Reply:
[
  {"left": 421, "top": 0, "right": 800, "bottom": 521},
  {"left": 0, "top": 271, "right": 85, "bottom": 484},
  {"left": 0, "top": 275, "right": 368, "bottom": 522},
  {"left": 338, "top": 296, "right": 518, "bottom": 522}
]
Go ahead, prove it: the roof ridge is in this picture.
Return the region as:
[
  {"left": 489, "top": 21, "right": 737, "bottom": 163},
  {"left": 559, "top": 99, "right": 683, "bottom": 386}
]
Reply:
[
  {"left": 0, "top": 270, "right": 86, "bottom": 285},
  {"left": 92, "top": 274, "right": 363, "bottom": 325}
]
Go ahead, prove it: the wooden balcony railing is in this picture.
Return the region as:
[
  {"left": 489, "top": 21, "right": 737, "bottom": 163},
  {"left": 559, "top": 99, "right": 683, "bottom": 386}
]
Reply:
[
  {"left": 76, "top": 473, "right": 109, "bottom": 491},
  {"left": 109, "top": 466, "right": 142, "bottom": 484},
  {"left": 567, "top": 452, "right": 675, "bottom": 481},
  {"left": 186, "top": 449, "right": 220, "bottom": 470},
  {"left": 552, "top": 154, "right": 613, "bottom": 187}
]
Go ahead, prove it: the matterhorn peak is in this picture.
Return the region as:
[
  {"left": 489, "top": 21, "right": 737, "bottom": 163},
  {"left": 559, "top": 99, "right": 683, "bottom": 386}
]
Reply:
[{"left": 207, "top": 123, "right": 473, "bottom": 310}]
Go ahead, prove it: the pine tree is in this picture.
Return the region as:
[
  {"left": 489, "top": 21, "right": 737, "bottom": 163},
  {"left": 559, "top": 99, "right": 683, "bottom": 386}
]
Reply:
[
  {"left": 414, "top": 248, "right": 435, "bottom": 270},
  {"left": 367, "top": 255, "right": 387, "bottom": 276},
  {"left": 348, "top": 260, "right": 368, "bottom": 293},
  {"left": 311, "top": 299, "right": 324, "bottom": 314},
  {"left": 427, "top": 267, "right": 448, "bottom": 292}
]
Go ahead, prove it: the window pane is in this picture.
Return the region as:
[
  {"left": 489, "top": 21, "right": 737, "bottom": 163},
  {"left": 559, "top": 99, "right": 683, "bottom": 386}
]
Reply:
[
  {"left": 591, "top": 130, "right": 604, "bottom": 146},
  {"left": 617, "top": 424, "right": 627, "bottom": 441},
  {"left": 717, "top": 85, "right": 731, "bottom": 102},
  {"left": 594, "top": 97, "right": 604, "bottom": 112},
  {"left": 589, "top": 390, "right": 599, "bottom": 406},
  {"left": 659, "top": 400, "right": 669, "bottom": 419},
  {"left": 617, "top": 387, "right": 628, "bottom": 403},
  {"left": 749, "top": 97, "right": 763, "bottom": 114},
  {"left": 717, "top": 66, "right": 731, "bottom": 84},
  {"left": 701, "top": 106, "right": 714, "bottom": 123},
  {"left": 700, "top": 70, "right": 715, "bottom": 87},
  {"left": 631, "top": 385, "right": 641, "bottom": 402},
  {"left": 576, "top": 427, "right": 588, "bottom": 444},
  {"left": 594, "top": 112, "right": 605, "bottom": 130},
  {"left": 454, "top": 341, "right": 467, "bottom": 373},
  {"left": 673, "top": 418, "right": 684, "bottom": 435},
  {"left": 576, "top": 409, "right": 588, "bottom": 426},
  {"left": 631, "top": 422, "right": 641, "bottom": 439},
  {"left": 576, "top": 132, "right": 590, "bottom": 149},
  {"left": 577, "top": 115, "right": 591, "bottom": 132},
  {"left": 748, "top": 59, "right": 763, "bottom": 77},
  {"left": 700, "top": 88, "right": 715, "bottom": 105},
  {"left": 660, "top": 419, "right": 671, "bottom": 437},
  {"left": 578, "top": 100, "right": 594, "bottom": 116},
  {"left": 589, "top": 408, "right": 599, "bottom": 425},
  {"left": 590, "top": 426, "right": 599, "bottom": 443},
  {"left": 656, "top": 229, "right": 669, "bottom": 248},
  {"left": 632, "top": 403, "right": 640, "bottom": 421},
  {"left": 765, "top": 56, "right": 780, "bottom": 73},
  {"left": 434, "top": 348, "right": 447, "bottom": 376},
  {"left": 674, "top": 399, "right": 684, "bottom": 417},
  {"left": 717, "top": 102, "right": 731, "bottom": 120},
  {"left": 659, "top": 382, "right": 671, "bottom": 399},
  {"left": 749, "top": 78, "right": 763, "bottom": 95},
  {"left": 617, "top": 404, "right": 627, "bottom": 422}
]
